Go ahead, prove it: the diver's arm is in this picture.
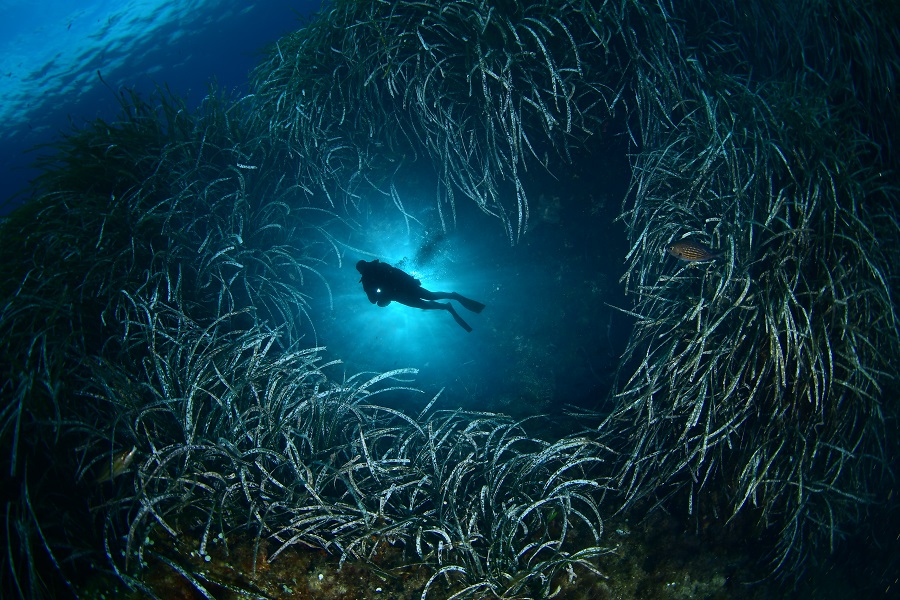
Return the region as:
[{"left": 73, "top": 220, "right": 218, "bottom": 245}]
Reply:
[
  {"left": 362, "top": 277, "right": 392, "bottom": 306},
  {"left": 360, "top": 276, "right": 378, "bottom": 304}
]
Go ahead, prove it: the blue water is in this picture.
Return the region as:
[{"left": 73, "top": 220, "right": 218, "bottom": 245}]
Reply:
[
  {"left": 0, "top": 0, "right": 322, "bottom": 213},
  {"left": 309, "top": 161, "right": 631, "bottom": 418}
]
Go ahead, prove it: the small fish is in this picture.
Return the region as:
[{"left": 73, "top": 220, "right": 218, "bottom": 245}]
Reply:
[
  {"left": 667, "top": 240, "right": 723, "bottom": 262},
  {"left": 95, "top": 446, "right": 137, "bottom": 483}
]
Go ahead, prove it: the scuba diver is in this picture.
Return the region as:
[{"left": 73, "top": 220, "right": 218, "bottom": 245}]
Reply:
[{"left": 356, "top": 259, "right": 485, "bottom": 332}]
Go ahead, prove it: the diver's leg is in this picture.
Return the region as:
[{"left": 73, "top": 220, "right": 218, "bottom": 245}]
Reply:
[
  {"left": 418, "top": 290, "right": 454, "bottom": 301},
  {"left": 399, "top": 296, "right": 473, "bottom": 332},
  {"left": 396, "top": 297, "right": 443, "bottom": 310},
  {"left": 420, "top": 290, "right": 486, "bottom": 313}
]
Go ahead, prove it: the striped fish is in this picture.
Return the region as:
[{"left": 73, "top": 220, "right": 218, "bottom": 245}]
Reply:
[{"left": 667, "top": 240, "right": 722, "bottom": 262}]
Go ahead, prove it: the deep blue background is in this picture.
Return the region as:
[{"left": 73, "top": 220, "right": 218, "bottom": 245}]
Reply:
[{"left": 0, "top": 1, "right": 324, "bottom": 213}]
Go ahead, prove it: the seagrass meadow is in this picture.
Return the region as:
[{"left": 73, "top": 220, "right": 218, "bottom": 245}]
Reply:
[{"left": 2, "top": 0, "right": 899, "bottom": 598}]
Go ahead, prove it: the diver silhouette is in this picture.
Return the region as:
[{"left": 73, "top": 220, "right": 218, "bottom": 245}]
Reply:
[{"left": 356, "top": 259, "right": 485, "bottom": 332}]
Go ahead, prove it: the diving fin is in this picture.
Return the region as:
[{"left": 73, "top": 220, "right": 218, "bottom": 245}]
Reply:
[
  {"left": 446, "top": 304, "right": 473, "bottom": 332},
  {"left": 453, "top": 293, "right": 486, "bottom": 314}
]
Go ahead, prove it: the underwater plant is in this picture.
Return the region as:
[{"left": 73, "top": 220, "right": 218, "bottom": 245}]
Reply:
[
  {"left": 2, "top": 0, "right": 898, "bottom": 598},
  {"left": 0, "top": 60, "right": 613, "bottom": 600},
  {"left": 0, "top": 87, "right": 331, "bottom": 596},
  {"left": 249, "top": 0, "right": 628, "bottom": 244},
  {"left": 605, "top": 0, "right": 900, "bottom": 577}
]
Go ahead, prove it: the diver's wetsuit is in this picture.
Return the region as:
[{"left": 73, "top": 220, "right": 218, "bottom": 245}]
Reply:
[{"left": 356, "top": 260, "right": 485, "bottom": 332}]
